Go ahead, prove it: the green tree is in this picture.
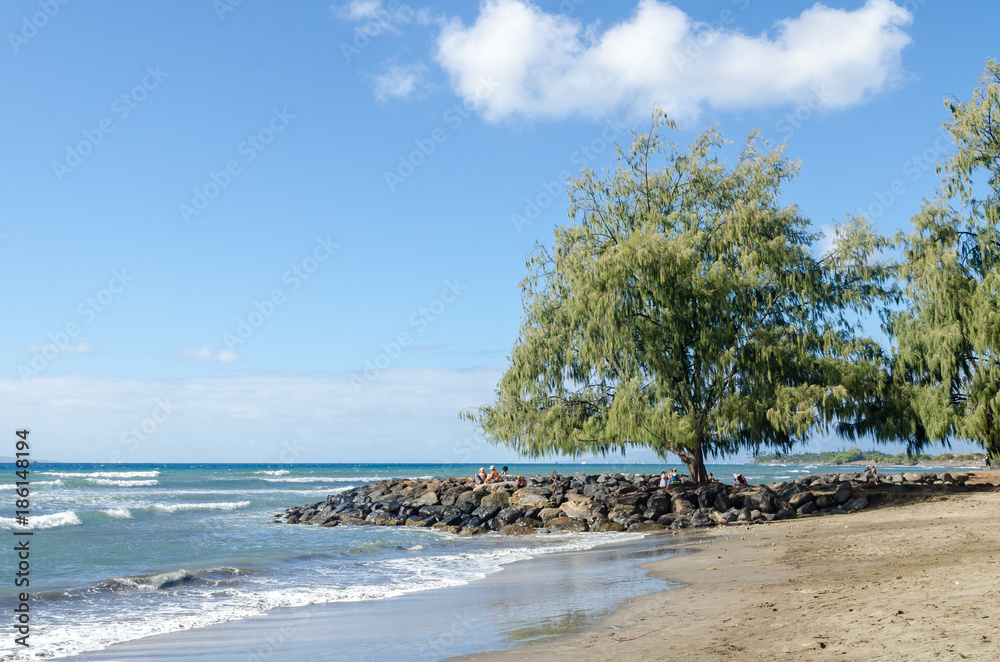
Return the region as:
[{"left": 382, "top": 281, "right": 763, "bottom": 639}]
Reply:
[
  {"left": 465, "top": 113, "right": 893, "bottom": 483},
  {"left": 891, "top": 60, "right": 1000, "bottom": 453}
]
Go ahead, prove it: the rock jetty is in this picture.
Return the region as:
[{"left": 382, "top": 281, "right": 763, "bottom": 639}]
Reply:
[{"left": 276, "top": 471, "right": 977, "bottom": 535}]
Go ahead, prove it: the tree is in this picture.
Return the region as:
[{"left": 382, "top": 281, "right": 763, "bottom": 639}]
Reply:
[
  {"left": 891, "top": 60, "right": 1000, "bottom": 453},
  {"left": 465, "top": 112, "right": 893, "bottom": 483}
]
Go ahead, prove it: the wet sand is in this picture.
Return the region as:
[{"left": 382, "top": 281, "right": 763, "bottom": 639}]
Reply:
[{"left": 452, "top": 473, "right": 1000, "bottom": 661}]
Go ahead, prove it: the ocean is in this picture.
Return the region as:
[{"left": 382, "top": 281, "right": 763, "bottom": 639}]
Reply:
[{"left": 0, "top": 462, "right": 973, "bottom": 660}]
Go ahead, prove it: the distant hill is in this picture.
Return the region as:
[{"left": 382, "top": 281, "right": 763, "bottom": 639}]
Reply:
[{"left": 752, "top": 446, "right": 988, "bottom": 467}]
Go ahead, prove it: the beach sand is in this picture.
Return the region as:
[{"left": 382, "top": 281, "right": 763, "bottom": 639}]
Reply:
[{"left": 452, "top": 472, "right": 1000, "bottom": 661}]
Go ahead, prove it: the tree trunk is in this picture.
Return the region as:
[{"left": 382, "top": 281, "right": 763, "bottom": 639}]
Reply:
[{"left": 675, "top": 443, "right": 709, "bottom": 485}]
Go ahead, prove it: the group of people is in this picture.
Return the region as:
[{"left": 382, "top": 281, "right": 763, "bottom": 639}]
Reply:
[
  {"left": 658, "top": 468, "right": 679, "bottom": 487},
  {"left": 864, "top": 465, "right": 880, "bottom": 484},
  {"left": 474, "top": 466, "right": 526, "bottom": 487}
]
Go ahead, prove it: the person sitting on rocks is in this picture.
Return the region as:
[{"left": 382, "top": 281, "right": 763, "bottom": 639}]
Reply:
[
  {"left": 708, "top": 473, "right": 715, "bottom": 482},
  {"left": 474, "top": 468, "right": 487, "bottom": 485},
  {"left": 667, "top": 468, "right": 679, "bottom": 485},
  {"left": 500, "top": 466, "right": 509, "bottom": 479},
  {"left": 516, "top": 475, "right": 526, "bottom": 488},
  {"left": 871, "top": 465, "right": 879, "bottom": 484},
  {"left": 659, "top": 470, "right": 668, "bottom": 488},
  {"left": 733, "top": 473, "right": 748, "bottom": 486},
  {"left": 487, "top": 465, "right": 501, "bottom": 483}
]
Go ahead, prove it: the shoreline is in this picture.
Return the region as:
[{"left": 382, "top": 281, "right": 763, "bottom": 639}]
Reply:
[
  {"left": 62, "top": 531, "right": 693, "bottom": 661},
  {"left": 450, "top": 472, "right": 1000, "bottom": 661}
]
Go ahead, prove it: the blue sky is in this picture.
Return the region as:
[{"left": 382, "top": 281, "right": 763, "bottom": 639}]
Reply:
[{"left": 1, "top": 0, "right": 995, "bottom": 463}]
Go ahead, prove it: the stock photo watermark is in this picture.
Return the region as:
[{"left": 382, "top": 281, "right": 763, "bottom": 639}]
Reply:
[
  {"left": 51, "top": 65, "right": 169, "bottom": 182},
  {"left": 339, "top": 0, "right": 414, "bottom": 62},
  {"left": 223, "top": 236, "right": 338, "bottom": 350},
  {"left": 180, "top": 107, "right": 295, "bottom": 223},
  {"left": 351, "top": 278, "right": 467, "bottom": 392},
  {"left": 8, "top": 0, "right": 71, "bottom": 54},
  {"left": 18, "top": 269, "right": 134, "bottom": 380},
  {"left": 384, "top": 76, "right": 499, "bottom": 192},
  {"left": 110, "top": 397, "right": 178, "bottom": 463},
  {"left": 512, "top": 118, "right": 627, "bottom": 234},
  {"left": 856, "top": 126, "right": 951, "bottom": 221}
]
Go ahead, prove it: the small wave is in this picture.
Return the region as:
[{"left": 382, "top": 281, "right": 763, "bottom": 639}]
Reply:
[
  {"left": 88, "top": 478, "right": 159, "bottom": 487},
  {"left": 1, "top": 479, "right": 63, "bottom": 488},
  {"left": 102, "top": 508, "right": 132, "bottom": 519},
  {"left": 43, "top": 470, "right": 160, "bottom": 479},
  {"left": 0, "top": 510, "right": 81, "bottom": 530},
  {"left": 94, "top": 566, "right": 250, "bottom": 594},
  {"left": 151, "top": 501, "right": 250, "bottom": 513},
  {"left": 254, "top": 470, "right": 290, "bottom": 476},
  {"left": 97, "top": 569, "right": 198, "bottom": 592}
]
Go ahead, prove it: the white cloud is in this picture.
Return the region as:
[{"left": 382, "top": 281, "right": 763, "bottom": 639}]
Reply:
[
  {"left": 434, "top": 0, "right": 913, "bottom": 122},
  {"left": 24, "top": 341, "right": 95, "bottom": 355},
  {"left": 333, "top": 0, "right": 415, "bottom": 35},
  {"left": 374, "top": 62, "right": 429, "bottom": 100},
  {"left": 172, "top": 346, "right": 243, "bottom": 364},
  {"left": 5, "top": 368, "right": 505, "bottom": 462}
]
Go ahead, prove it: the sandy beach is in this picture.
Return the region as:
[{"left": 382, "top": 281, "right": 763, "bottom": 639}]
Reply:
[{"left": 453, "top": 473, "right": 1000, "bottom": 661}]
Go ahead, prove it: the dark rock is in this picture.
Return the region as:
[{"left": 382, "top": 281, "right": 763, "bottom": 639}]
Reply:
[
  {"left": 480, "top": 491, "right": 510, "bottom": 509},
  {"left": 833, "top": 482, "right": 853, "bottom": 505},
  {"left": 788, "top": 491, "right": 815, "bottom": 509},
  {"left": 471, "top": 504, "right": 501, "bottom": 521},
  {"left": 591, "top": 518, "right": 624, "bottom": 532},
  {"left": 495, "top": 506, "right": 525, "bottom": 526},
  {"left": 842, "top": 495, "right": 868, "bottom": 512},
  {"left": 796, "top": 501, "right": 817, "bottom": 515},
  {"left": 671, "top": 496, "right": 696, "bottom": 515},
  {"left": 547, "top": 517, "right": 589, "bottom": 532}
]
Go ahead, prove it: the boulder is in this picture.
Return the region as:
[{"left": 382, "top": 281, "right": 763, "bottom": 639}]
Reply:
[
  {"left": 537, "top": 507, "right": 566, "bottom": 523},
  {"left": 902, "top": 473, "right": 923, "bottom": 483},
  {"left": 480, "top": 491, "right": 510, "bottom": 509},
  {"left": 796, "top": 501, "right": 818, "bottom": 516},
  {"left": 608, "top": 505, "right": 638, "bottom": 525},
  {"left": 743, "top": 489, "right": 778, "bottom": 514},
  {"left": 471, "top": 504, "right": 501, "bottom": 521},
  {"left": 713, "top": 491, "right": 733, "bottom": 512},
  {"left": 407, "top": 490, "right": 439, "bottom": 508},
  {"left": 833, "top": 482, "right": 853, "bottom": 505},
  {"left": 494, "top": 506, "right": 526, "bottom": 526},
  {"left": 561, "top": 494, "right": 604, "bottom": 519},
  {"left": 690, "top": 511, "right": 714, "bottom": 528},
  {"left": 615, "top": 491, "right": 649, "bottom": 509},
  {"left": 842, "top": 495, "right": 869, "bottom": 512},
  {"left": 788, "top": 491, "right": 815, "bottom": 509},
  {"left": 590, "top": 518, "right": 625, "bottom": 532},
  {"left": 547, "top": 517, "right": 589, "bottom": 532},
  {"left": 510, "top": 487, "right": 551, "bottom": 506},
  {"left": 501, "top": 524, "right": 535, "bottom": 535},
  {"left": 671, "top": 496, "right": 696, "bottom": 515},
  {"left": 453, "top": 491, "right": 481, "bottom": 514}
]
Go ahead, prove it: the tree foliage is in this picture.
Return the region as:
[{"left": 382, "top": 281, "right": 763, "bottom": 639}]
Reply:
[
  {"left": 891, "top": 60, "right": 1000, "bottom": 452},
  {"left": 465, "top": 112, "right": 894, "bottom": 482}
]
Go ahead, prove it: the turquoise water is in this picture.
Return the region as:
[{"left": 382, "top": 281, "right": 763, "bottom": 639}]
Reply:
[{"left": 0, "top": 462, "right": 968, "bottom": 660}]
